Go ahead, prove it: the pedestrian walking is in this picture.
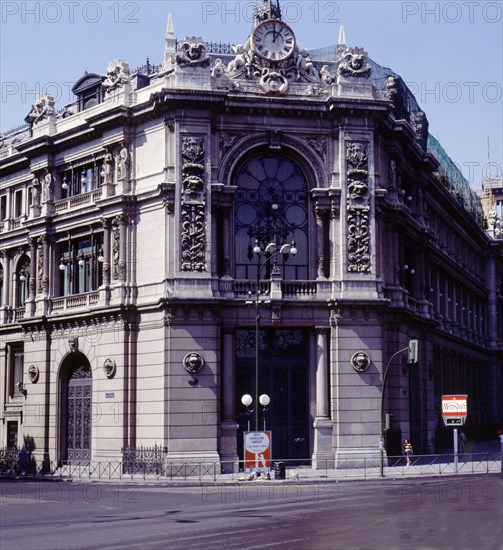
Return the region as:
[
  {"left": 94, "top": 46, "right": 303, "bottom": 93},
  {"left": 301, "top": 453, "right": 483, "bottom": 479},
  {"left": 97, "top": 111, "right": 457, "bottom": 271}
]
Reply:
[
  {"left": 18, "top": 448, "right": 28, "bottom": 476},
  {"left": 402, "top": 439, "right": 413, "bottom": 465}
]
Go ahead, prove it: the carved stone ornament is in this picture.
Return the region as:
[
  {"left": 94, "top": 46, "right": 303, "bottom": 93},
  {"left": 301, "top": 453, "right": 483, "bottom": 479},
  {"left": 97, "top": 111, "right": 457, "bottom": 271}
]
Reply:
[
  {"left": 181, "top": 136, "right": 206, "bottom": 272},
  {"left": 224, "top": 37, "right": 323, "bottom": 96},
  {"left": 68, "top": 337, "right": 78, "bottom": 353},
  {"left": 28, "top": 364, "right": 40, "bottom": 383},
  {"left": 26, "top": 94, "right": 55, "bottom": 124},
  {"left": 102, "top": 60, "right": 131, "bottom": 94},
  {"left": 258, "top": 70, "right": 289, "bottom": 95},
  {"left": 183, "top": 352, "right": 204, "bottom": 374},
  {"left": 351, "top": 351, "right": 370, "bottom": 372},
  {"left": 103, "top": 358, "right": 117, "bottom": 379},
  {"left": 176, "top": 38, "right": 211, "bottom": 68},
  {"left": 346, "top": 142, "right": 371, "bottom": 273},
  {"left": 338, "top": 48, "right": 371, "bottom": 78}
]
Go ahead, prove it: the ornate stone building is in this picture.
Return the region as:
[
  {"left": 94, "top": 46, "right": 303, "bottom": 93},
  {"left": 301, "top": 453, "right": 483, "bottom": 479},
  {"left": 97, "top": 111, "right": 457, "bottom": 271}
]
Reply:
[{"left": 1, "top": 2, "right": 502, "bottom": 470}]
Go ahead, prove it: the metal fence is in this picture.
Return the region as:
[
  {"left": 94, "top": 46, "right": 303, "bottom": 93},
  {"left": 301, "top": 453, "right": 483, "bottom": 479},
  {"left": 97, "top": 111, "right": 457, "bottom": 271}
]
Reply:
[{"left": 1, "top": 450, "right": 501, "bottom": 482}]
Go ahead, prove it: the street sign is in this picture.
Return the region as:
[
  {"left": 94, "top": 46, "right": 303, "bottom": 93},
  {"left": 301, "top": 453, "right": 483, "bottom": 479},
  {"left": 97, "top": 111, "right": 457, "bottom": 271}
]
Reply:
[
  {"left": 244, "top": 431, "right": 271, "bottom": 473},
  {"left": 445, "top": 418, "right": 463, "bottom": 426},
  {"left": 442, "top": 394, "right": 468, "bottom": 427}
]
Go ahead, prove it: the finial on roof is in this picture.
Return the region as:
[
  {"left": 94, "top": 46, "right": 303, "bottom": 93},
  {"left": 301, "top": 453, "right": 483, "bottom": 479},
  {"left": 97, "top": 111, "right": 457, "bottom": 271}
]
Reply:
[
  {"left": 163, "top": 12, "right": 176, "bottom": 70},
  {"left": 338, "top": 25, "right": 346, "bottom": 47},
  {"left": 167, "top": 12, "right": 174, "bottom": 37},
  {"left": 335, "top": 25, "right": 347, "bottom": 61}
]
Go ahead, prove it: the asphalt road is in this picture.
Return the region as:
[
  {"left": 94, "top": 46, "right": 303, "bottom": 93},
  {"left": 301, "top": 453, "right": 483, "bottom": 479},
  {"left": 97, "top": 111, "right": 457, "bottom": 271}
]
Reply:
[{"left": 1, "top": 474, "right": 502, "bottom": 550}]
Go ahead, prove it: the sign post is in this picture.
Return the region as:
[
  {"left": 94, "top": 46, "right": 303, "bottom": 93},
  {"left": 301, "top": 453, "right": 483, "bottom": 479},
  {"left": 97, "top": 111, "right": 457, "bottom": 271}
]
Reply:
[
  {"left": 442, "top": 395, "right": 468, "bottom": 473},
  {"left": 244, "top": 431, "right": 271, "bottom": 474}
]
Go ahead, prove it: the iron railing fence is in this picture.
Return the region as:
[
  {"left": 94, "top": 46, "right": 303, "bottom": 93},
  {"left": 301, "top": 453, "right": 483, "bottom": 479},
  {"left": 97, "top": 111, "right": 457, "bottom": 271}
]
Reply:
[
  {"left": 1, "top": 450, "right": 501, "bottom": 481},
  {"left": 122, "top": 445, "right": 167, "bottom": 475}
]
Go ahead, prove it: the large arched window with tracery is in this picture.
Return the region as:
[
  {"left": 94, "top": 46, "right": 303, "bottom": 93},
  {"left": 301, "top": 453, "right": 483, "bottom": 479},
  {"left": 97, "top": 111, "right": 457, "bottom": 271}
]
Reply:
[{"left": 234, "top": 154, "right": 309, "bottom": 280}]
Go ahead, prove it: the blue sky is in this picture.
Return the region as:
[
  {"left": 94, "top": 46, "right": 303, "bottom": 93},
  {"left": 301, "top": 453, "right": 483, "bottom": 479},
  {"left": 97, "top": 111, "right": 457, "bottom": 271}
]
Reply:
[{"left": 1, "top": 1, "right": 501, "bottom": 187}]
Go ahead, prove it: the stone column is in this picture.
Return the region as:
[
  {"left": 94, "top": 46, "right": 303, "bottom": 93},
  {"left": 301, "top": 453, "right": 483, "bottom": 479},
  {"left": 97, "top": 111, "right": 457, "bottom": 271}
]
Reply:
[
  {"left": 315, "top": 204, "right": 326, "bottom": 279},
  {"left": 329, "top": 199, "right": 340, "bottom": 280},
  {"left": 0, "top": 250, "right": 10, "bottom": 323},
  {"left": 111, "top": 214, "right": 127, "bottom": 303},
  {"left": 118, "top": 215, "right": 127, "bottom": 282},
  {"left": 312, "top": 327, "right": 334, "bottom": 468},
  {"left": 25, "top": 237, "right": 37, "bottom": 317},
  {"left": 220, "top": 328, "right": 239, "bottom": 472},
  {"left": 100, "top": 218, "right": 111, "bottom": 305},
  {"left": 35, "top": 235, "right": 50, "bottom": 316}
]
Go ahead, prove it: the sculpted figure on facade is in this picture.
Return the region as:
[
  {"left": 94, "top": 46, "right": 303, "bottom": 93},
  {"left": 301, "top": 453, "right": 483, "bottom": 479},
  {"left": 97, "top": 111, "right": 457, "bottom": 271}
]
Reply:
[
  {"left": 227, "top": 44, "right": 248, "bottom": 73},
  {"left": 320, "top": 65, "right": 333, "bottom": 85},
  {"left": 26, "top": 94, "right": 55, "bottom": 125},
  {"left": 338, "top": 48, "right": 371, "bottom": 78},
  {"left": 211, "top": 58, "right": 226, "bottom": 78},
  {"left": 42, "top": 172, "right": 53, "bottom": 203},
  {"left": 103, "top": 151, "right": 114, "bottom": 184},
  {"left": 295, "top": 49, "right": 315, "bottom": 80},
  {"left": 385, "top": 75, "right": 399, "bottom": 102},
  {"left": 413, "top": 110, "right": 429, "bottom": 150},
  {"left": 102, "top": 61, "right": 131, "bottom": 94},
  {"left": 31, "top": 176, "right": 41, "bottom": 207},
  {"left": 116, "top": 144, "right": 129, "bottom": 181},
  {"left": 224, "top": 28, "right": 321, "bottom": 95},
  {"left": 176, "top": 38, "right": 211, "bottom": 68}
]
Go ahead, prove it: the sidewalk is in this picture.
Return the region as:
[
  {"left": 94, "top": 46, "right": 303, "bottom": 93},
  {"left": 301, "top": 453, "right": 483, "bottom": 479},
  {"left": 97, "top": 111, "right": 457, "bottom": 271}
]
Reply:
[{"left": 2, "top": 452, "right": 500, "bottom": 485}]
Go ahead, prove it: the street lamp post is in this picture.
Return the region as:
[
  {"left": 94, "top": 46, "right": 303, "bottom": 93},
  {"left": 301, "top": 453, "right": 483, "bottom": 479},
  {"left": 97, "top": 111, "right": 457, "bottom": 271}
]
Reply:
[
  {"left": 379, "top": 339, "right": 418, "bottom": 477},
  {"left": 247, "top": 239, "right": 297, "bottom": 431}
]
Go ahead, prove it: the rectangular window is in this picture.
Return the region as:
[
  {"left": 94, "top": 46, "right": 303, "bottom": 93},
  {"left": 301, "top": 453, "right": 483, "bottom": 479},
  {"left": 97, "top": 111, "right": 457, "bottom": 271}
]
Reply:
[
  {"left": 9, "top": 345, "right": 24, "bottom": 397},
  {"left": 59, "top": 234, "right": 103, "bottom": 296},
  {"left": 61, "top": 162, "right": 103, "bottom": 198},
  {"left": 0, "top": 195, "right": 6, "bottom": 220},
  {"left": 7, "top": 422, "right": 18, "bottom": 448},
  {"left": 14, "top": 190, "right": 23, "bottom": 218}
]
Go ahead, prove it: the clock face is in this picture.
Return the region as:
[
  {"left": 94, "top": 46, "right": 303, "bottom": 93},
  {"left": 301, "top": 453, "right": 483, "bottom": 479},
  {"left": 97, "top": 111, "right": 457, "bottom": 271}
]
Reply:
[{"left": 252, "top": 20, "right": 296, "bottom": 62}]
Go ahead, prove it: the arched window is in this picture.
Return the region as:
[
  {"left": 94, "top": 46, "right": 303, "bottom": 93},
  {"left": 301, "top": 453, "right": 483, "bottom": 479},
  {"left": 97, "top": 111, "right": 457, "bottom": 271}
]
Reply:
[
  {"left": 15, "top": 255, "right": 30, "bottom": 307},
  {"left": 234, "top": 154, "right": 309, "bottom": 280}
]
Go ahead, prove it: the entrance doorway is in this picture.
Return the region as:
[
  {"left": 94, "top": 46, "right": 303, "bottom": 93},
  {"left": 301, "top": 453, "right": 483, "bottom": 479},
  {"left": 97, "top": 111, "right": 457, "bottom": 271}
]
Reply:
[
  {"left": 236, "top": 329, "right": 309, "bottom": 462},
  {"left": 60, "top": 354, "right": 92, "bottom": 464}
]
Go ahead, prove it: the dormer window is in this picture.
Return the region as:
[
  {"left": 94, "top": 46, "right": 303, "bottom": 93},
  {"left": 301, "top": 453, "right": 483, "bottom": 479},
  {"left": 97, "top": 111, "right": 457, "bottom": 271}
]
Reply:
[{"left": 71, "top": 72, "right": 105, "bottom": 113}]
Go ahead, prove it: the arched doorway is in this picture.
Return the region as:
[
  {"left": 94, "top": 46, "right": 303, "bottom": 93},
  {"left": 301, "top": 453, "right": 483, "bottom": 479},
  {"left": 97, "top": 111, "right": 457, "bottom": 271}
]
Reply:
[{"left": 59, "top": 353, "right": 92, "bottom": 464}]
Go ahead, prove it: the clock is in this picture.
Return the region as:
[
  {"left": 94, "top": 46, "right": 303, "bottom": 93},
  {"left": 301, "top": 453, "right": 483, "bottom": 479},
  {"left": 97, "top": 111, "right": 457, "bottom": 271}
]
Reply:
[{"left": 252, "top": 20, "right": 296, "bottom": 62}]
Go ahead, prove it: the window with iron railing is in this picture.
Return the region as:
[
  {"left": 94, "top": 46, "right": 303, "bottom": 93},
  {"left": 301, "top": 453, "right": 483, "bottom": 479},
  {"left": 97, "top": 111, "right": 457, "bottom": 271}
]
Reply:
[
  {"left": 60, "top": 162, "right": 104, "bottom": 198},
  {"left": 58, "top": 234, "right": 103, "bottom": 296}
]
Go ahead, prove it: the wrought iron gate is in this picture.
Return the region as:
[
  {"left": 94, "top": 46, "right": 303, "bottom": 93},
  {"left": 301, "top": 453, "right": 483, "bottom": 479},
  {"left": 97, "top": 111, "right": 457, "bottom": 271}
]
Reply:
[{"left": 66, "top": 366, "right": 92, "bottom": 464}]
